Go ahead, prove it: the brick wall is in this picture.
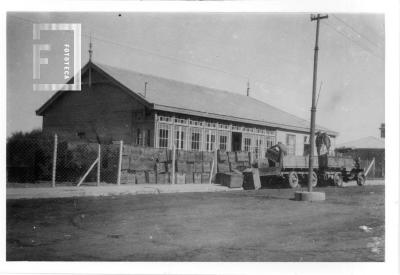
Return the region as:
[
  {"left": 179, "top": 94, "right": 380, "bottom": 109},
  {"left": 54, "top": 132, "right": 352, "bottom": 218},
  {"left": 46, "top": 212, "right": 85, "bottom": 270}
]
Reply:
[{"left": 41, "top": 69, "right": 154, "bottom": 144}]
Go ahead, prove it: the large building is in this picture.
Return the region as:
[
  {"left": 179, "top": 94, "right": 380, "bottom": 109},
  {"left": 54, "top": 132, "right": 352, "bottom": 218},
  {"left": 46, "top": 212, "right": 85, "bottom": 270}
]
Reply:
[{"left": 36, "top": 61, "right": 337, "bottom": 157}]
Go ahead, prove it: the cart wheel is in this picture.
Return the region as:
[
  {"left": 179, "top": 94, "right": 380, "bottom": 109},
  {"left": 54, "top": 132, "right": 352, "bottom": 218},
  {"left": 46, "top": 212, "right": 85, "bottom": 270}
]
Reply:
[
  {"left": 288, "top": 171, "right": 299, "bottom": 188},
  {"left": 357, "top": 172, "right": 366, "bottom": 186},
  {"left": 333, "top": 172, "right": 343, "bottom": 187},
  {"left": 311, "top": 171, "right": 318, "bottom": 187}
]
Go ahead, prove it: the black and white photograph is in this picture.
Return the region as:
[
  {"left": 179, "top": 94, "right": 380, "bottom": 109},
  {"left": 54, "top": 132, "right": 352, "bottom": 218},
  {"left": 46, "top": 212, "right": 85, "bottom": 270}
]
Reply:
[{"left": 2, "top": 1, "right": 399, "bottom": 274}]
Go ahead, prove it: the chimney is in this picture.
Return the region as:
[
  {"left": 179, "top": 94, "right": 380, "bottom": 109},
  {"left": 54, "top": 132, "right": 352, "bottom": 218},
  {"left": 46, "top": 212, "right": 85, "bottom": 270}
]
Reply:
[
  {"left": 246, "top": 80, "right": 250, "bottom": 97},
  {"left": 379, "top": 123, "right": 385, "bottom": 138}
]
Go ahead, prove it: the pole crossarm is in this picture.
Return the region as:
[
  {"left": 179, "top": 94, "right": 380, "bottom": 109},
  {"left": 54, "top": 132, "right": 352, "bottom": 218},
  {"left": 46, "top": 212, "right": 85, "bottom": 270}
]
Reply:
[{"left": 311, "top": 14, "right": 329, "bottom": 21}]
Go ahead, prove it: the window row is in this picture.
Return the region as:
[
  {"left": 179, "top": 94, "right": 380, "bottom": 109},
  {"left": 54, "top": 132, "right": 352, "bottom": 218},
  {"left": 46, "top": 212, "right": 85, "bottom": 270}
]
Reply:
[
  {"left": 158, "top": 127, "right": 229, "bottom": 152},
  {"left": 157, "top": 124, "right": 276, "bottom": 153}
]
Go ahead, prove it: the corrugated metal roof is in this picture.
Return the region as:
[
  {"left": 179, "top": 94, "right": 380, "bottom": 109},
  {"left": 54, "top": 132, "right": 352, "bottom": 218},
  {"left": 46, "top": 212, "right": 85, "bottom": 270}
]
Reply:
[
  {"left": 337, "top": 136, "right": 385, "bottom": 149},
  {"left": 95, "top": 63, "right": 337, "bottom": 135}
]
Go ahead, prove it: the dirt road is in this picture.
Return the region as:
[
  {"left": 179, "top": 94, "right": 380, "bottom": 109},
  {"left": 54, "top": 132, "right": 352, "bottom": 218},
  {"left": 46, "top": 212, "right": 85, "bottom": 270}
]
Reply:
[{"left": 7, "top": 185, "right": 384, "bottom": 261}]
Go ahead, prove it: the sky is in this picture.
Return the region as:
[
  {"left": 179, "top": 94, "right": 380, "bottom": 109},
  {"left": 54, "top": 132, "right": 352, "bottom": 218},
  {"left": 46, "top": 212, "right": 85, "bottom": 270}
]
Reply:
[{"left": 6, "top": 12, "right": 384, "bottom": 144}]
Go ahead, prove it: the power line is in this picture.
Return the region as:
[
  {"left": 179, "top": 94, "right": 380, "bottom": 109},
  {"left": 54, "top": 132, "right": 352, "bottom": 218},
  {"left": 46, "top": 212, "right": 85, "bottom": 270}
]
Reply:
[
  {"left": 332, "top": 14, "right": 383, "bottom": 50},
  {"left": 322, "top": 21, "right": 384, "bottom": 61},
  {"left": 10, "top": 14, "right": 292, "bottom": 94}
]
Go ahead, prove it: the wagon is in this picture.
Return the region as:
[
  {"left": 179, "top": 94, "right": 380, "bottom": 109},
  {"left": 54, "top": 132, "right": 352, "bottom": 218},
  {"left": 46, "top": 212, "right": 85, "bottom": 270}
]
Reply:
[
  {"left": 257, "top": 153, "right": 319, "bottom": 188},
  {"left": 257, "top": 150, "right": 366, "bottom": 188},
  {"left": 317, "top": 155, "right": 366, "bottom": 187}
]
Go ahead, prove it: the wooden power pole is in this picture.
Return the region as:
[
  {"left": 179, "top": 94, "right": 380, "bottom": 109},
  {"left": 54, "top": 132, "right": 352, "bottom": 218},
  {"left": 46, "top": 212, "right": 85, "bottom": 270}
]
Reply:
[{"left": 308, "top": 14, "right": 328, "bottom": 192}]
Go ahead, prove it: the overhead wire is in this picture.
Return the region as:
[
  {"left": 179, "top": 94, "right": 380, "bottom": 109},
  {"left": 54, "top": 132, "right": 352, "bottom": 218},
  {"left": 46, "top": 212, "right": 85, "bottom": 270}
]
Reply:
[
  {"left": 9, "top": 14, "right": 292, "bottom": 95},
  {"left": 331, "top": 14, "right": 383, "bottom": 50},
  {"left": 322, "top": 20, "right": 384, "bottom": 61}
]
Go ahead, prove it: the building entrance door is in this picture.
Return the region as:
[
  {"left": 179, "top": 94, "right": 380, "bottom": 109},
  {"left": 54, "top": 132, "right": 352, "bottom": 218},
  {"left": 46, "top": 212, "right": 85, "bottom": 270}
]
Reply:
[{"left": 231, "top": 132, "right": 242, "bottom": 151}]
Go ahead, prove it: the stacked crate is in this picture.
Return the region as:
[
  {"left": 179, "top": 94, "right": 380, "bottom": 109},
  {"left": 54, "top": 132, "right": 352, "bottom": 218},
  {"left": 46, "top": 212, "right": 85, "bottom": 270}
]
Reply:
[
  {"left": 230, "top": 151, "right": 251, "bottom": 172},
  {"left": 217, "top": 150, "right": 230, "bottom": 173},
  {"left": 215, "top": 150, "right": 251, "bottom": 187},
  {"left": 155, "top": 148, "right": 170, "bottom": 184},
  {"left": 175, "top": 150, "right": 212, "bottom": 184},
  {"left": 120, "top": 146, "right": 170, "bottom": 184},
  {"left": 120, "top": 146, "right": 251, "bottom": 185}
]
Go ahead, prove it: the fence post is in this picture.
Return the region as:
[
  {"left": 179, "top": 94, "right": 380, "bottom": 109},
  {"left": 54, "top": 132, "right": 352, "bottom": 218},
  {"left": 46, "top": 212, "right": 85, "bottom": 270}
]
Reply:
[
  {"left": 171, "top": 144, "right": 176, "bottom": 184},
  {"left": 97, "top": 143, "right": 101, "bottom": 186},
  {"left": 210, "top": 142, "right": 217, "bottom": 184},
  {"left": 117, "top": 140, "right": 123, "bottom": 185},
  {"left": 52, "top": 134, "right": 58, "bottom": 188}
]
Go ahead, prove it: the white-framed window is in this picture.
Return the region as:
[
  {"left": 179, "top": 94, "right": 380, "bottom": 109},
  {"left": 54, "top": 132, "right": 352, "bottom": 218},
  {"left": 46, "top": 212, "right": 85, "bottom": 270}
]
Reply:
[
  {"left": 159, "top": 128, "right": 169, "bottom": 148},
  {"left": 255, "top": 137, "right": 262, "bottom": 157},
  {"left": 219, "top": 135, "right": 227, "bottom": 151},
  {"left": 191, "top": 131, "right": 201, "bottom": 151},
  {"left": 206, "top": 133, "right": 215, "bottom": 152},
  {"left": 286, "top": 134, "right": 296, "bottom": 155},
  {"left": 244, "top": 137, "right": 251, "bottom": 152},
  {"left": 266, "top": 135, "right": 275, "bottom": 149},
  {"left": 146, "top": 129, "right": 151, "bottom": 146},
  {"left": 136, "top": 128, "right": 143, "bottom": 146},
  {"left": 175, "top": 127, "right": 185, "bottom": 150}
]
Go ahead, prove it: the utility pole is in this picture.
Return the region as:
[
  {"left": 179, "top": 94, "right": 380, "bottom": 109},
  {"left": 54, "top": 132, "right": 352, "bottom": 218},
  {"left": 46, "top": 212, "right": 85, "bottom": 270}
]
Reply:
[{"left": 308, "top": 14, "right": 328, "bottom": 193}]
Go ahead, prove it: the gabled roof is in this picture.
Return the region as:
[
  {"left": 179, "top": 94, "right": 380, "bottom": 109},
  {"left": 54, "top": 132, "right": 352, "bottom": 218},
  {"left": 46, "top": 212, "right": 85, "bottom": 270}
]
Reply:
[
  {"left": 36, "top": 61, "right": 338, "bottom": 136},
  {"left": 337, "top": 136, "right": 385, "bottom": 149}
]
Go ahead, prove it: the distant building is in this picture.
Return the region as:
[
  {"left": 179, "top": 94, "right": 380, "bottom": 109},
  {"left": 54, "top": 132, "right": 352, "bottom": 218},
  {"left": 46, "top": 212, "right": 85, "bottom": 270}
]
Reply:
[
  {"left": 379, "top": 123, "right": 385, "bottom": 138},
  {"left": 36, "top": 61, "right": 337, "bottom": 156},
  {"left": 336, "top": 136, "right": 385, "bottom": 179}
]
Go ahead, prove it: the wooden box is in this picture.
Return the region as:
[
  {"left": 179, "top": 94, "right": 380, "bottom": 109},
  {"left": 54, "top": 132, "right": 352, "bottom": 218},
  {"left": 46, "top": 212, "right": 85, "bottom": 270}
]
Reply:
[
  {"left": 221, "top": 172, "right": 243, "bottom": 188},
  {"left": 146, "top": 171, "right": 157, "bottom": 184},
  {"left": 157, "top": 172, "right": 170, "bottom": 184},
  {"left": 176, "top": 150, "right": 186, "bottom": 161},
  {"left": 218, "top": 150, "right": 228, "bottom": 162},
  {"left": 121, "top": 171, "right": 135, "bottom": 185},
  {"left": 166, "top": 162, "right": 173, "bottom": 172},
  {"left": 236, "top": 151, "right": 250, "bottom": 162},
  {"left": 217, "top": 162, "right": 230, "bottom": 173},
  {"left": 176, "top": 160, "right": 186, "bottom": 172},
  {"left": 194, "top": 162, "right": 203, "bottom": 173},
  {"left": 121, "top": 156, "right": 130, "bottom": 170},
  {"left": 155, "top": 162, "right": 166, "bottom": 173},
  {"left": 185, "top": 162, "right": 194, "bottom": 174},
  {"left": 242, "top": 169, "right": 261, "bottom": 190},
  {"left": 135, "top": 171, "right": 146, "bottom": 184},
  {"left": 155, "top": 149, "right": 168, "bottom": 162},
  {"left": 185, "top": 173, "right": 194, "bottom": 184},
  {"left": 193, "top": 172, "right": 202, "bottom": 184},
  {"left": 203, "top": 151, "right": 214, "bottom": 162},
  {"left": 194, "top": 151, "right": 203, "bottom": 162},
  {"left": 176, "top": 172, "right": 186, "bottom": 184},
  {"left": 185, "top": 151, "right": 196, "bottom": 162},
  {"left": 202, "top": 161, "right": 212, "bottom": 173},
  {"left": 227, "top": 152, "right": 236, "bottom": 163},
  {"left": 201, "top": 172, "right": 210, "bottom": 184},
  {"left": 129, "top": 157, "right": 155, "bottom": 171}
]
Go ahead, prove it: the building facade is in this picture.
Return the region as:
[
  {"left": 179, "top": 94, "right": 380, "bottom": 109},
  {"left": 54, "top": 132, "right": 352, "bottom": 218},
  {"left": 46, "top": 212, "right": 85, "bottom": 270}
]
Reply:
[{"left": 36, "top": 61, "right": 337, "bottom": 157}]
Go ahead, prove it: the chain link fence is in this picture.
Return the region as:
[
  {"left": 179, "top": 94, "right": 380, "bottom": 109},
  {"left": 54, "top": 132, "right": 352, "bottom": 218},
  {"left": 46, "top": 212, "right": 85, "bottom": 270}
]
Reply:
[{"left": 7, "top": 133, "right": 120, "bottom": 186}]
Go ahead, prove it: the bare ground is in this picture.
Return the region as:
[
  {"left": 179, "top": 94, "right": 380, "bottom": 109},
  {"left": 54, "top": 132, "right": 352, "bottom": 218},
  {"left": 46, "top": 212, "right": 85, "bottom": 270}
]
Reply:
[{"left": 6, "top": 185, "right": 384, "bottom": 261}]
